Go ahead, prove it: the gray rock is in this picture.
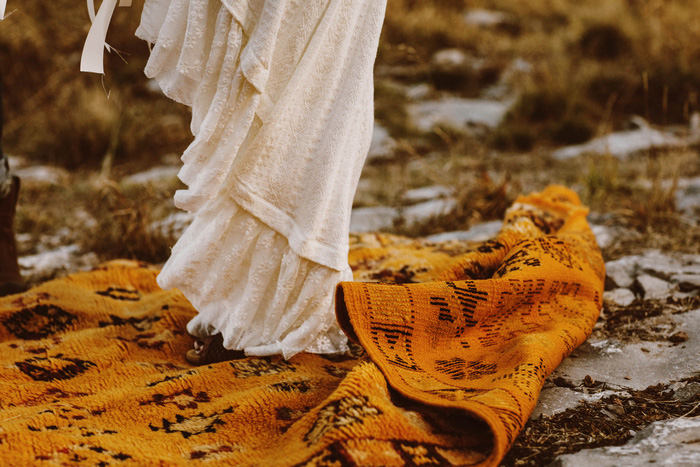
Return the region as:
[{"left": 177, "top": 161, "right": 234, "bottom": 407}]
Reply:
[
  {"left": 402, "top": 198, "right": 458, "bottom": 226},
  {"left": 350, "top": 206, "right": 399, "bottom": 233},
  {"left": 532, "top": 387, "right": 629, "bottom": 419},
  {"left": 603, "top": 288, "right": 636, "bottom": 307},
  {"left": 408, "top": 97, "right": 513, "bottom": 133},
  {"left": 14, "top": 166, "right": 70, "bottom": 186},
  {"left": 405, "top": 83, "right": 432, "bottom": 101},
  {"left": 590, "top": 224, "right": 615, "bottom": 249},
  {"left": 146, "top": 78, "right": 163, "bottom": 94},
  {"left": 553, "top": 117, "right": 683, "bottom": 160},
  {"left": 19, "top": 245, "right": 99, "bottom": 282},
  {"left": 402, "top": 185, "right": 454, "bottom": 204},
  {"left": 550, "top": 417, "right": 700, "bottom": 466},
  {"left": 551, "top": 308, "right": 700, "bottom": 390},
  {"left": 463, "top": 8, "right": 511, "bottom": 28},
  {"left": 123, "top": 166, "right": 180, "bottom": 185},
  {"left": 367, "top": 123, "right": 397, "bottom": 162},
  {"left": 636, "top": 250, "right": 684, "bottom": 279},
  {"left": 149, "top": 212, "right": 194, "bottom": 240},
  {"left": 426, "top": 220, "right": 503, "bottom": 243},
  {"left": 604, "top": 250, "right": 699, "bottom": 291},
  {"left": 432, "top": 48, "right": 470, "bottom": 70},
  {"left": 676, "top": 176, "right": 700, "bottom": 212},
  {"left": 672, "top": 274, "right": 700, "bottom": 292},
  {"left": 672, "top": 382, "right": 700, "bottom": 402},
  {"left": 604, "top": 256, "right": 637, "bottom": 289},
  {"left": 636, "top": 274, "right": 675, "bottom": 300},
  {"left": 7, "top": 155, "right": 29, "bottom": 170}
]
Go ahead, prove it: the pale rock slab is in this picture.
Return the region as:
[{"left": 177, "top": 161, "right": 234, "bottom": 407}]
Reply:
[
  {"left": 402, "top": 185, "right": 454, "bottom": 204},
  {"left": 553, "top": 117, "right": 683, "bottom": 160},
  {"left": 550, "top": 308, "right": 700, "bottom": 391},
  {"left": 604, "top": 255, "right": 637, "bottom": 289},
  {"left": 463, "top": 8, "right": 511, "bottom": 28},
  {"left": 635, "top": 274, "right": 675, "bottom": 300},
  {"left": 676, "top": 176, "right": 700, "bottom": 213},
  {"left": 123, "top": 166, "right": 180, "bottom": 185},
  {"left": 432, "top": 48, "right": 470, "bottom": 70},
  {"left": 350, "top": 206, "right": 399, "bottom": 233},
  {"left": 14, "top": 166, "right": 70, "bottom": 186},
  {"left": 550, "top": 417, "right": 700, "bottom": 466},
  {"left": 149, "top": 212, "right": 194, "bottom": 240},
  {"left": 19, "top": 245, "right": 99, "bottom": 282},
  {"left": 532, "top": 388, "right": 629, "bottom": 419},
  {"left": 402, "top": 198, "right": 458, "bottom": 226},
  {"left": 367, "top": 123, "right": 397, "bottom": 162},
  {"left": 426, "top": 220, "right": 503, "bottom": 243},
  {"left": 408, "top": 97, "right": 512, "bottom": 133},
  {"left": 603, "top": 288, "right": 636, "bottom": 307}
]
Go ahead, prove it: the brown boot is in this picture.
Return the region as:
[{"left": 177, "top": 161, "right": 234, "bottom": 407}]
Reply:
[{"left": 0, "top": 176, "right": 26, "bottom": 297}]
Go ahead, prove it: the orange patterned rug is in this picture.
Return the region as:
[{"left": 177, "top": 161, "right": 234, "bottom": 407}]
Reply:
[{"left": 0, "top": 186, "right": 603, "bottom": 466}]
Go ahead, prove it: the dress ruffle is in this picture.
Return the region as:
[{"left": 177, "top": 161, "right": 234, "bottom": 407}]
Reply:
[
  {"left": 136, "top": 0, "right": 261, "bottom": 214},
  {"left": 158, "top": 193, "right": 351, "bottom": 359}
]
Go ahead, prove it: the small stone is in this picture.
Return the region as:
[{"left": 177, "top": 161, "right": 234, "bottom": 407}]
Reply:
[
  {"left": 405, "top": 83, "right": 432, "bottom": 101},
  {"left": 122, "top": 166, "right": 180, "bottom": 186},
  {"left": 349, "top": 206, "right": 399, "bottom": 233},
  {"left": 463, "top": 8, "right": 510, "bottom": 28},
  {"left": 402, "top": 198, "right": 458, "bottom": 226},
  {"left": 149, "top": 212, "right": 194, "bottom": 240},
  {"left": 604, "top": 256, "right": 638, "bottom": 289},
  {"left": 14, "top": 166, "right": 70, "bottom": 186},
  {"left": 426, "top": 220, "right": 503, "bottom": 243},
  {"left": 432, "top": 48, "right": 470, "bottom": 70},
  {"left": 402, "top": 185, "right": 454, "bottom": 204},
  {"left": 637, "top": 250, "right": 684, "bottom": 280},
  {"left": 553, "top": 118, "right": 683, "bottom": 160},
  {"left": 672, "top": 381, "right": 700, "bottom": 402},
  {"left": 603, "top": 288, "right": 636, "bottom": 307},
  {"left": 635, "top": 274, "right": 675, "bottom": 300},
  {"left": 672, "top": 273, "right": 700, "bottom": 292},
  {"left": 583, "top": 375, "right": 595, "bottom": 387},
  {"left": 669, "top": 332, "right": 689, "bottom": 344},
  {"left": 367, "top": 123, "right": 397, "bottom": 162}
]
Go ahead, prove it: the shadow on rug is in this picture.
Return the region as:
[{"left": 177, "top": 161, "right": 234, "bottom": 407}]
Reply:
[{"left": 0, "top": 186, "right": 604, "bottom": 466}]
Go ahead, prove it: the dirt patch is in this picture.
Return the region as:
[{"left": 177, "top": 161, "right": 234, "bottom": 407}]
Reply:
[
  {"left": 502, "top": 376, "right": 700, "bottom": 466},
  {"left": 599, "top": 296, "right": 700, "bottom": 344}
]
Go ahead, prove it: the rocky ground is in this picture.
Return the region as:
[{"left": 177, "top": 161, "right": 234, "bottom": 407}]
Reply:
[{"left": 6, "top": 3, "right": 700, "bottom": 466}]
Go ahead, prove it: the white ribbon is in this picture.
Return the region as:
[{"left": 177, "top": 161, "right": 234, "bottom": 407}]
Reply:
[
  {"left": 81, "top": 0, "right": 132, "bottom": 74},
  {"left": 0, "top": 0, "right": 7, "bottom": 21}
]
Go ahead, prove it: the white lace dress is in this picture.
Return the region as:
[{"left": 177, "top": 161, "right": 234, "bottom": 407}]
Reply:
[{"left": 136, "top": 0, "right": 386, "bottom": 358}]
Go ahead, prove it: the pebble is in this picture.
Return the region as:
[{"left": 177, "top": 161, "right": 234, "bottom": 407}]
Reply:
[
  {"left": 603, "top": 288, "right": 636, "bottom": 307},
  {"left": 671, "top": 381, "right": 700, "bottom": 402},
  {"left": 367, "top": 123, "right": 397, "bottom": 162},
  {"left": 122, "top": 166, "right": 180, "bottom": 186},
  {"left": 635, "top": 274, "right": 675, "bottom": 300},
  {"left": 401, "top": 185, "right": 454, "bottom": 204}
]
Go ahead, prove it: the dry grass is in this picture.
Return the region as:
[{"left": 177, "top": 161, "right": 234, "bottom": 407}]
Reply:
[
  {"left": 5, "top": 0, "right": 700, "bottom": 254},
  {"left": 1, "top": 0, "right": 191, "bottom": 170},
  {"left": 502, "top": 376, "right": 700, "bottom": 466},
  {"left": 16, "top": 175, "right": 178, "bottom": 264}
]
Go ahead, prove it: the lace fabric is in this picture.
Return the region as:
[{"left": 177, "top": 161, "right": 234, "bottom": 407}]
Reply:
[
  {"left": 158, "top": 194, "right": 351, "bottom": 359},
  {"left": 136, "top": 0, "right": 386, "bottom": 358}
]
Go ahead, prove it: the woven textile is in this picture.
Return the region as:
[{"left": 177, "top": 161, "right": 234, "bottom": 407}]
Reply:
[{"left": 0, "top": 186, "right": 603, "bottom": 466}]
